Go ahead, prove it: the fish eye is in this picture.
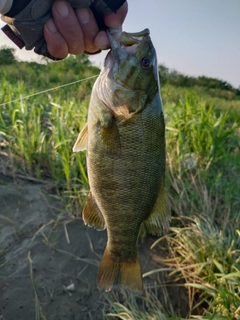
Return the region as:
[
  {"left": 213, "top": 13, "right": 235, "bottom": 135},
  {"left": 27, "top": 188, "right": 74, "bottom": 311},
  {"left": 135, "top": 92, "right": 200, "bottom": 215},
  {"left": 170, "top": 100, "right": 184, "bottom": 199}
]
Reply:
[{"left": 140, "top": 57, "right": 151, "bottom": 68}]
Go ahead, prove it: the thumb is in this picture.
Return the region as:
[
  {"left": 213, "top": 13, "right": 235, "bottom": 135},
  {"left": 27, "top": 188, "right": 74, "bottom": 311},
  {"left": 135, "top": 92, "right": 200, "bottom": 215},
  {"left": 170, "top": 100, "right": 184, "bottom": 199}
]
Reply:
[{"left": 104, "top": 1, "right": 128, "bottom": 30}]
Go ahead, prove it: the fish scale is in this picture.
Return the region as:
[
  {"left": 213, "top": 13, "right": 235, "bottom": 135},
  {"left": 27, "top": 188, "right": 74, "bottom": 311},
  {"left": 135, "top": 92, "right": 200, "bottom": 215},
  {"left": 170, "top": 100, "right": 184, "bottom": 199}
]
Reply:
[{"left": 73, "top": 28, "right": 170, "bottom": 292}]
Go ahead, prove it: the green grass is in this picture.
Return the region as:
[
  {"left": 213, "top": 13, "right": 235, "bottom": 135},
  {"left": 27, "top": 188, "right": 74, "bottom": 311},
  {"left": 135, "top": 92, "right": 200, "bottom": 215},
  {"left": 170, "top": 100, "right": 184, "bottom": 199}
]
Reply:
[
  {"left": 103, "top": 290, "right": 174, "bottom": 320},
  {"left": 161, "top": 217, "right": 240, "bottom": 318},
  {"left": 0, "top": 74, "right": 93, "bottom": 211},
  {"left": 0, "top": 57, "right": 240, "bottom": 319}
]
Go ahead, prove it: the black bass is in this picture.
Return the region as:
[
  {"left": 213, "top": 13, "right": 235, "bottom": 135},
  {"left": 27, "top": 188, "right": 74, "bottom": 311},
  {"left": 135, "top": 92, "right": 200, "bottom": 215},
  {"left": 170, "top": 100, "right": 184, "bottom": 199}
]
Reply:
[{"left": 73, "top": 28, "right": 170, "bottom": 292}]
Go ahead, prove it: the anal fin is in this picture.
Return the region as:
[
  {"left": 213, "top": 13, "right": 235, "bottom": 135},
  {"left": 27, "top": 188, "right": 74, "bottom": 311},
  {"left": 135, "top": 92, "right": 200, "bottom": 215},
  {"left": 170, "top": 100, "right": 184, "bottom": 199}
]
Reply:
[
  {"left": 82, "top": 192, "right": 105, "bottom": 230},
  {"left": 143, "top": 186, "right": 171, "bottom": 236}
]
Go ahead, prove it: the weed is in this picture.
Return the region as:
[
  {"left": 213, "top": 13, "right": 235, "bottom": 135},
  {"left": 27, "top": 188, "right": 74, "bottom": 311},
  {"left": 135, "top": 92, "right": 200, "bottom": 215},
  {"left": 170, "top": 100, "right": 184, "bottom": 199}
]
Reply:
[
  {"left": 28, "top": 252, "right": 47, "bottom": 320},
  {"left": 1, "top": 59, "right": 239, "bottom": 319}
]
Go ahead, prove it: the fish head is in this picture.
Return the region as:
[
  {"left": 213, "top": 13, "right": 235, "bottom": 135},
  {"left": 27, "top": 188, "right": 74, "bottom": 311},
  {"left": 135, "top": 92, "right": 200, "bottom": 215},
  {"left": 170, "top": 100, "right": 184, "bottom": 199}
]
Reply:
[{"left": 104, "top": 28, "right": 159, "bottom": 93}]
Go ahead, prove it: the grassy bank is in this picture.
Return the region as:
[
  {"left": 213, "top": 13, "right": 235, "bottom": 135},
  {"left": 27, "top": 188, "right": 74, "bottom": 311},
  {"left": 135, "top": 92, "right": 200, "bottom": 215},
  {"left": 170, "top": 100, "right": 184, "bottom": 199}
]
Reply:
[{"left": 0, "top": 55, "right": 239, "bottom": 319}]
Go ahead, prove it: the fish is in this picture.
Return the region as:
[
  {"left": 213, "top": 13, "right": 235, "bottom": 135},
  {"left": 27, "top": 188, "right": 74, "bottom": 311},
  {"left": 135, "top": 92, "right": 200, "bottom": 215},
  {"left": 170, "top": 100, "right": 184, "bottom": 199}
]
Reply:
[{"left": 73, "top": 28, "right": 170, "bottom": 292}]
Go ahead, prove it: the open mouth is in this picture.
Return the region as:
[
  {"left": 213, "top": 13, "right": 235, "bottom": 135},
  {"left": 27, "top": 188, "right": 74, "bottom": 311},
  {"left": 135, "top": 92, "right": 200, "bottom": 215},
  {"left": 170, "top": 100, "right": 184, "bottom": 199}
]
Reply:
[
  {"left": 104, "top": 29, "right": 151, "bottom": 70},
  {"left": 105, "top": 28, "right": 150, "bottom": 59},
  {"left": 119, "top": 29, "right": 150, "bottom": 47},
  {"left": 107, "top": 28, "right": 150, "bottom": 49}
]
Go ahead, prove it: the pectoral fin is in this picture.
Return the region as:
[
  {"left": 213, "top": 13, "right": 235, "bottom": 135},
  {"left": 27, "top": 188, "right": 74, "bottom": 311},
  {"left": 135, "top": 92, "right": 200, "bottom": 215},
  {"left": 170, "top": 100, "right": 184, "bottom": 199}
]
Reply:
[
  {"left": 113, "top": 105, "right": 136, "bottom": 121},
  {"left": 82, "top": 192, "right": 105, "bottom": 230},
  {"left": 99, "top": 113, "right": 121, "bottom": 153},
  {"left": 143, "top": 186, "right": 171, "bottom": 236},
  {"left": 73, "top": 123, "right": 88, "bottom": 152}
]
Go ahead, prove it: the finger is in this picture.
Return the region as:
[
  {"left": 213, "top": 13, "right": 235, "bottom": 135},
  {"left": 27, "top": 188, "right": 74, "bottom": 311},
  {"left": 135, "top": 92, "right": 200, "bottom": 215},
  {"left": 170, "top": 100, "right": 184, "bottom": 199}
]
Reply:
[
  {"left": 94, "top": 2, "right": 128, "bottom": 51},
  {"left": 104, "top": 2, "right": 128, "bottom": 30},
  {"left": 76, "top": 8, "right": 100, "bottom": 53},
  {"left": 44, "top": 18, "right": 69, "bottom": 59},
  {"left": 52, "top": 0, "right": 85, "bottom": 55},
  {"left": 94, "top": 31, "right": 109, "bottom": 50}
]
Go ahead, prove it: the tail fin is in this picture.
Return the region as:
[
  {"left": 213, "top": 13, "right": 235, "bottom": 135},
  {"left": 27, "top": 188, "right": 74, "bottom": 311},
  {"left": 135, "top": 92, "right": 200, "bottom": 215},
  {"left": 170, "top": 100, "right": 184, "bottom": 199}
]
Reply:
[{"left": 97, "top": 246, "right": 143, "bottom": 293}]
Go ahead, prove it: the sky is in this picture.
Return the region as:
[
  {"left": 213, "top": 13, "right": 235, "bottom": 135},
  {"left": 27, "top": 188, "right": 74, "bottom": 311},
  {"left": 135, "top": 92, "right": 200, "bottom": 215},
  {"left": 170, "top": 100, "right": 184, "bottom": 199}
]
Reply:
[{"left": 0, "top": 0, "right": 240, "bottom": 88}]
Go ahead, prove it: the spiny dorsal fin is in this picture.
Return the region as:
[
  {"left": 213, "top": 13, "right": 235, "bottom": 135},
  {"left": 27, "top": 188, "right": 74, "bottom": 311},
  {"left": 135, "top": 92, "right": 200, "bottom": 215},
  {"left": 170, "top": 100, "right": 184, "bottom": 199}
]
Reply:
[
  {"left": 143, "top": 186, "right": 171, "bottom": 236},
  {"left": 82, "top": 192, "right": 105, "bottom": 230},
  {"left": 73, "top": 123, "right": 88, "bottom": 152}
]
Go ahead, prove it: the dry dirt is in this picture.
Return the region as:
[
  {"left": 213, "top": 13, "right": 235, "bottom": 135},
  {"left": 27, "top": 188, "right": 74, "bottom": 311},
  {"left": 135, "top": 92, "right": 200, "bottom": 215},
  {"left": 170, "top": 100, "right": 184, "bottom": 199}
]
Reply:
[{"left": 0, "top": 172, "right": 188, "bottom": 320}]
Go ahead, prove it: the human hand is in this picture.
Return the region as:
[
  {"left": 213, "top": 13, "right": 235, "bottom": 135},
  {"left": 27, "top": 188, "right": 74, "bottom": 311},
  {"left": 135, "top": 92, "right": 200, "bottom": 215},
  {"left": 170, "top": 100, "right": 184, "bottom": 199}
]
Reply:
[{"left": 44, "top": 1, "right": 128, "bottom": 59}]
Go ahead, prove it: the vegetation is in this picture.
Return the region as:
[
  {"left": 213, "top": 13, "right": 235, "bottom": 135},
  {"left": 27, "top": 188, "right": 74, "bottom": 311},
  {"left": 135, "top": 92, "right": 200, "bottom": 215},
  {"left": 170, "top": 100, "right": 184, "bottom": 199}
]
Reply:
[
  {"left": 0, "top": 46, "right": 17, "bottom": 65},
  {"left": 159, "top": 64, "right": 240, "bottom": 100},
  {"left": 0, "top": 46, "right": 239, "bottom": 319}
]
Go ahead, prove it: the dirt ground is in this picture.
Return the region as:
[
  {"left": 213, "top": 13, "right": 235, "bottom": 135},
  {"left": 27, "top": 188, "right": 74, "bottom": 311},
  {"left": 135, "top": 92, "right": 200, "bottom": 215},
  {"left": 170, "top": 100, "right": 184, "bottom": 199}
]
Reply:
[{"left": 0, "top": 172, "right": 188, "bottom": 320}]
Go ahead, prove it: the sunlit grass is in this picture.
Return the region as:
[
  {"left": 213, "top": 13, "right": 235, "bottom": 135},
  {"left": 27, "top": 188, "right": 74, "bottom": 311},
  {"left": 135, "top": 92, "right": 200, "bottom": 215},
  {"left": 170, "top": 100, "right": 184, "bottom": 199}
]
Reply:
[
  {"left": 152, "top": 217, "right": 240, "bottom": 318},
  {"left": 0, "top": 69, "right": 239, "bottom": 319},
  {"left": 102, "top": 288, "right": 179, "bottom": 320},
  {"left": 165, "top": 94, "right": 240, "bottom": 224},
  {"left": 0, "top": 77, "right": 92, "bottom": 211}
]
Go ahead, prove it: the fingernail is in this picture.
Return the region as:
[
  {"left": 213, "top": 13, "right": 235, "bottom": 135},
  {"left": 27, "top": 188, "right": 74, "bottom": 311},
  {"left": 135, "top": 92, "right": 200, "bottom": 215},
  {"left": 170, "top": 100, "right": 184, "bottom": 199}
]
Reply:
[
  {"left": 78, "top": 8, "right": 90, "bottom": 24},
  {"left": 56, "top": 1, "right": 69, "bottom": 17},
  {"left": 46, "top": 19, "right": 57, "bottom": 33},
  {"left": 94, "top": 31, "right": 110, "bottom": 50}
]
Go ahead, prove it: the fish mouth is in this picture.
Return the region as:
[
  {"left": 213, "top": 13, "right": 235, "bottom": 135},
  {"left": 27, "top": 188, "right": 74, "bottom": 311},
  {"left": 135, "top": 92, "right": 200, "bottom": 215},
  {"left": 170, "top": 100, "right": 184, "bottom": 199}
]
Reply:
[
  {"left": 104, "top": 28, "right": 150, "bottom": 69},
  {"left": 107, "top": 28, "right": 150, "bottom": 51}
]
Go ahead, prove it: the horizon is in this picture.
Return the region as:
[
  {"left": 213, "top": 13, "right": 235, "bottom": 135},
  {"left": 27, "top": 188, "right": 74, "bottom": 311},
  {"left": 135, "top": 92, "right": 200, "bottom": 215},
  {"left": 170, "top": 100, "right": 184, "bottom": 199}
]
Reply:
[{"left": 0, "top": 0, "right": 239, "bottom": 88}]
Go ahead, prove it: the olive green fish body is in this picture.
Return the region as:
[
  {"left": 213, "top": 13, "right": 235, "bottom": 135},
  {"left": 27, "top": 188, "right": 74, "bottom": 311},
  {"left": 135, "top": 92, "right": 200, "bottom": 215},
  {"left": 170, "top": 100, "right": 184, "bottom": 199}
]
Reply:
[{"left": 73, "top": 29, "right": 170, "bottom": 292}]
